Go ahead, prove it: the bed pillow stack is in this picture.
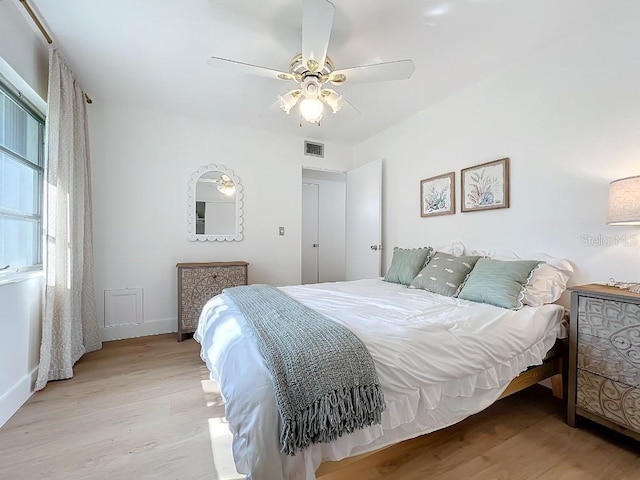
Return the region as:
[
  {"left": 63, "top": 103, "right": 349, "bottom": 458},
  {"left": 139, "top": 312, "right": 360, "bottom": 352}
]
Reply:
[
  {"left": 467, "top": 249, "right": 574, "bottom": 307},
  {"left": 384, "top": 244, "right": 572, "bottom": 310},
  {"left": 384, "top": 247, "right": 433, "bottom": 286},
  {"left": 457, "top": 258, "right": 540, "bottom": 309},
  {"left": 409, "top": 252, "right": 480, "bottom": 297}
]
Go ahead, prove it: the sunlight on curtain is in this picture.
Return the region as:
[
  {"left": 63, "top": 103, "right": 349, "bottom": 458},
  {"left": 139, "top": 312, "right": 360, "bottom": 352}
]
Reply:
[{"left": 35, "top": 47, "right": 102, "bottom": 391}]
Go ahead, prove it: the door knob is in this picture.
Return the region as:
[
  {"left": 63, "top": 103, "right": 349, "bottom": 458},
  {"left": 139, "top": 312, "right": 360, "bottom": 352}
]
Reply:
[
  {"left": 370, "top": 245, "right": 378, "bottom": 251},
  {"left": 312, "top": 243, "right": 319, "bottom": 248}
]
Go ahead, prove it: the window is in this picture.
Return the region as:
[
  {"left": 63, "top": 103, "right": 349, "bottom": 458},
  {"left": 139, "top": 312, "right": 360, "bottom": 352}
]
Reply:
[{"left": 0, "top": 79, "right": 45, "bottom": 276}]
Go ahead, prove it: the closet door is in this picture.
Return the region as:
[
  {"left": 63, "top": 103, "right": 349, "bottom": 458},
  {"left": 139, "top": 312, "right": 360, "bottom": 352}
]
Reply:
[
  {"left": 301, "top": 183, "right": 319, "bottom": 284},
  {"left": 346, "top": 159, "right": 382, "bottom": 280}
]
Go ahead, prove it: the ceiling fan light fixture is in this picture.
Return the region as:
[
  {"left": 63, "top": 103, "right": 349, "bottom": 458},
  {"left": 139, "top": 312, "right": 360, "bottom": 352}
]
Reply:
[
  {"left": 323, "top": 90, "right": 343, "bottom": 114},
  {"left": 302, "top": 76, "right": 321, "bottom": 97},
  {"left": 278, "top": 90, "right": 300, "bottom": 114},
  {"left": 216, "top": 174, "right": 236, "bottom": 196},
  {"left": 299, "top": 97, "right": 324, "bottom": 124},
  {"left": 206, "top": 0, "right": 414, "bottom": 127},
  {"left": 217, "top": 184, "right": 236, "bottom": 196}
]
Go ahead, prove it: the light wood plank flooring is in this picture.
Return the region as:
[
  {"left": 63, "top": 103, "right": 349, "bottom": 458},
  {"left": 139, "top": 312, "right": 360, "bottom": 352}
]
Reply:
[{"left": 0, "top": 334, "right": 638, "bottom": 480}]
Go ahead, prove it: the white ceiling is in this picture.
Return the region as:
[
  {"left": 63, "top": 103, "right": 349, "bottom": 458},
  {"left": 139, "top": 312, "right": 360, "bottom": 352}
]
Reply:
[{"left": 29, "top": 0, "right": 623, "bottom": 145}]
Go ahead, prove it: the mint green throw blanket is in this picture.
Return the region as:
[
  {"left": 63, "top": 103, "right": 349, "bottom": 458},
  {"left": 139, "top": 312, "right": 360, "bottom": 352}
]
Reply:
[{"left": 224, "top": 284, "right": 386, "bottom": 455}]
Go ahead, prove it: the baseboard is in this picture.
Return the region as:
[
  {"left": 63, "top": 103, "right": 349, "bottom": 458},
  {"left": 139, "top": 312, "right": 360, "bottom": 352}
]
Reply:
[
  {"left": 0, "top": 367, "right": 38, "bottom": 428},
  {"left": 100, "top": 317, "right": 176, "bottom": 341}
]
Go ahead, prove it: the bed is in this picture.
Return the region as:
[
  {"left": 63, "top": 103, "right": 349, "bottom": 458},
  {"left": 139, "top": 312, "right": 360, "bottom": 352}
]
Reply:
[{"left": 195, "top": 276, "right": 567, "bottom": 480}]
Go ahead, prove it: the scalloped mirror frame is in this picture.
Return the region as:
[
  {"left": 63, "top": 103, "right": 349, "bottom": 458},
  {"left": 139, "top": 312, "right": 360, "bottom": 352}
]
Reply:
[{"left": 187, "top": 164, "right": 244, "bottom": 241}]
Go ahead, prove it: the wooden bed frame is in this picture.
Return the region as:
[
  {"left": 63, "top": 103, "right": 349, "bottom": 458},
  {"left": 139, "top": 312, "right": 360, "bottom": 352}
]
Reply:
[{"left": 315, "top": 340, "right": 567, "bottom": 477}]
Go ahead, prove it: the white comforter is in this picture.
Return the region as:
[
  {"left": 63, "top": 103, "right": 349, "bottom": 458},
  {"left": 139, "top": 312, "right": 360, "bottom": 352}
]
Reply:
[{"left": 195, "top": 278, "right": 565, "bottom": 480}]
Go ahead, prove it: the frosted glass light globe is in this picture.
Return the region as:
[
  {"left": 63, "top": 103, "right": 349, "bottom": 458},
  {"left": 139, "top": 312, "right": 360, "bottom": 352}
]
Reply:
[{"left": 299, "top": 97, "right": 324, "bottom": 124}]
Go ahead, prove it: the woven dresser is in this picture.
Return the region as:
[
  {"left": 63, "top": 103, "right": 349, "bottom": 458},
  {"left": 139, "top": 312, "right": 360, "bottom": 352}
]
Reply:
[
  {"left": 176, "top": 261, "right": 249, "bottom": 341},
  {"left": 567, "top": 284, "right": 640, "bottom": 441}
]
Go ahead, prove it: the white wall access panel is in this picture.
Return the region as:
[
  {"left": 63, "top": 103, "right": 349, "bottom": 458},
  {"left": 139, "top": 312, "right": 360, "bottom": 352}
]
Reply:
[{"left": 104, "top": 288, "right": 143, "bottom": 327}]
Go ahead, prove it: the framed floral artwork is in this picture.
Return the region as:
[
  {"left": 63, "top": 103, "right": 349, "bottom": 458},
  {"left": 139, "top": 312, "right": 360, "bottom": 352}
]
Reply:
[
  {"left": 461, "top": 158, "right": 509, "bottom": 212},
  {"left": 420, "top": 172, "right": 455, "bottom": 217}
]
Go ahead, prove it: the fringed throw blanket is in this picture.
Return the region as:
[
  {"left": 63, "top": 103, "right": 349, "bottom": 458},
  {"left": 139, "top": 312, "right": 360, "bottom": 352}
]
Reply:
[{"left": 224, "top": 284, "right": 385, "bottom": 455}]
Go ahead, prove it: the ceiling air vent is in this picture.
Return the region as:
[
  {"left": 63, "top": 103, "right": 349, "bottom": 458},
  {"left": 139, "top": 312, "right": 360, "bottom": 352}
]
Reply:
[{"left": 304, "top": 141, "right": 324, "bottom": 158}]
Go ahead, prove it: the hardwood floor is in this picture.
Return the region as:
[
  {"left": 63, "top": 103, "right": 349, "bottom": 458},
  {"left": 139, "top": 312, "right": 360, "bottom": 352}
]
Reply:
[
  {"left": 0, "top": 334, "right": 638, "bottom": 480},
  {"left": 0, "top": 334, "right": 238, "bottom": 480}
]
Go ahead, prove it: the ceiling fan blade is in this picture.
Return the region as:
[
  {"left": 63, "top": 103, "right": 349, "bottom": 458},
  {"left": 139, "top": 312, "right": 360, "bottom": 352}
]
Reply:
[
  {"left": 302, "top": 0, "right": 335, "bottom": 72},
  {"left": 207, "top": 56, "right": 294, "bottom": 81},
  {"left": 342, "top": 96, "right": 361, "bottom": 115},
  {"left": 258, "top": 99, "right": 283, "bottom": 119},
  {"left": 329, "top": 59, "right": 415, "bottom": 85}
]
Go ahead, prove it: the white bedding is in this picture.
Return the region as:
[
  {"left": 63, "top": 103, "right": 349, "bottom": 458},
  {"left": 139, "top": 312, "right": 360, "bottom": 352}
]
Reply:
[{"left": 195, "top": 278, "right": 565, "bottom": 480}]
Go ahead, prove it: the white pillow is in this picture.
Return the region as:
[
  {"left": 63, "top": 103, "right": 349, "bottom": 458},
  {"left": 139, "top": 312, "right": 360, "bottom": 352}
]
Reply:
[
  {"left": 465, "top": 248, "right": 573, "bottom": 306},
  {"left": 435, "top": 241, "right": 465, "bottom": 257},
  {"left": 467, "top": 247, "right": 515, "bottom": 258},
  {"left": 523, "top": 255, "right": 573, "bottom": 306}
]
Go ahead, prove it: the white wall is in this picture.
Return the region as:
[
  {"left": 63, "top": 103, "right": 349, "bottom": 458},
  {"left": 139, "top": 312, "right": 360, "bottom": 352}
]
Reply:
[
  {"left": 0, "top": 278, "right": 42, "bottom": 427},
  {"left": 89, "top": 104, "right": 353, "bottom": 340},
  {"left": 0, "top": 0, "right": 48, "bottom": 427},
  {"left": 302, "top": 170, "right": 347, "bottom": 283},
  {"left": 354, "top": 1, "right": 640, "bottom": 304},
  {"left": 0, "top": 0, "right": 48, "bottom": 101}
]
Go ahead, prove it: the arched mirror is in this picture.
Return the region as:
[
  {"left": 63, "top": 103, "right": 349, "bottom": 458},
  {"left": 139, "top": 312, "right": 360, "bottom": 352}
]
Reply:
[{"left": 187, "top": 164, "right": 243, "bottom": 241}]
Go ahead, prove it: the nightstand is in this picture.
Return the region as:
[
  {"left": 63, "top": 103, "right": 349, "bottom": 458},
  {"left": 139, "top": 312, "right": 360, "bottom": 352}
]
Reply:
[
  {"left": 176, "top": 261, "right": 248, "bottom": 341},
  {"left": 567, "top": 284, "right": 640, "bottom": 441}
]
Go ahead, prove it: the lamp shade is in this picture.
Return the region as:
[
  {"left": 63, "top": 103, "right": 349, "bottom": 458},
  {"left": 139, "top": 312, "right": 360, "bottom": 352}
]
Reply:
[{"left": 607, "top": 175, "right": 640, "bottom": 225}]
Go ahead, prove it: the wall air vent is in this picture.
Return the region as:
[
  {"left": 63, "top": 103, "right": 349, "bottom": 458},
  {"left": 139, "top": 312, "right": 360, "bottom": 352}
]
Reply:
[{"left": 304, "top": 141, "right": 324, "bottom": 158}]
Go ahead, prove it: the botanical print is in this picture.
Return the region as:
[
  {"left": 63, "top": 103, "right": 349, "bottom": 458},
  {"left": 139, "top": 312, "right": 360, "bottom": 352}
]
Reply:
[
  {"left": 464, "top": 165, "right": 503, "bottom": 207},
  {"left": 421, "top": 172, "right": 455, "bottom": 217},
  {"left": 424, "top": 178, "right": 450, "bottom": 213},
  {"left": 461, "top": 158, "right": 509, "bottom": 212}
]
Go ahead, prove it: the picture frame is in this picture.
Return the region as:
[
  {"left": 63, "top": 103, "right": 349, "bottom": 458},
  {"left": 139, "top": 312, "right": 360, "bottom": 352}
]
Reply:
[
  {"left": 420, "top": 172, "right": 455, "bottom": 217},
  {"left": 461, "top": 158, "right": 510, "bottom": 212}
]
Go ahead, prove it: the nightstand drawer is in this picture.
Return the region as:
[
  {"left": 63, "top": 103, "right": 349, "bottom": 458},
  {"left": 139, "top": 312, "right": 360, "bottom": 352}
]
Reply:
[
  {"left": 577, "top": 369, "right": 640, "bottom": 433},
  {"left": 578, "top": 332, "right": 640, "bottom": 387},
  {"left": 578, "top": 296, "right": 640, "bottom": 338},
  {"left": 180, "top": 265, "right": 246, "bottom": 294}
]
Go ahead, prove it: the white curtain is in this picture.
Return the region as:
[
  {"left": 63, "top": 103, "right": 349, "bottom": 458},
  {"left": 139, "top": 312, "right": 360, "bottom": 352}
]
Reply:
[{"left": 36, "top": 48, "right": 102, "bottom": 391}]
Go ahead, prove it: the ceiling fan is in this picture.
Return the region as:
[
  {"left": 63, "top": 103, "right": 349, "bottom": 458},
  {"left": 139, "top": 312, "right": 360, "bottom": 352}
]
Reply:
[
  {"left": 207, "top": 0, "right": 415, "bottom": 125},
  {"left": 199, "top": 174, "right": 236, "bottom": 196}
]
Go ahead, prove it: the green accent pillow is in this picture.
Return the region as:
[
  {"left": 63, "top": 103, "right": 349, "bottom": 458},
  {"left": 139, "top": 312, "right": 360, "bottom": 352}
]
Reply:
[
  {"left": 384, "top": 247, "right": 433, "bottom": 286},
  {"left": 409, "top": 252, "right": 480, "bottom": 297},
  {"left": 458, "top": 258, "right": 540, "bottom": 309}
]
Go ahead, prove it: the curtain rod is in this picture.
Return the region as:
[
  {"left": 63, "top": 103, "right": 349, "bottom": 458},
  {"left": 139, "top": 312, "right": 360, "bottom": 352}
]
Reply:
[
  {"left": 18, "top": 0, "right": 52, "bottom": 44},
  {"left": 18, "top": 0, "right": 93, "bottom": 104}
]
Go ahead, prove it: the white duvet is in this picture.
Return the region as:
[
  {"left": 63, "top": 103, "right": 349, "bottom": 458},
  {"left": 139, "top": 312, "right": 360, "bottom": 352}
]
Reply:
[{"left": 195, "top": 278, "right": 565, "bottom": 480}]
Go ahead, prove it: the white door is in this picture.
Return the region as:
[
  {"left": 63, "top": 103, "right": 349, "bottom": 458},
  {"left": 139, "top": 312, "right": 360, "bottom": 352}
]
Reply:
[
  {"left": 301, "top": 183, "right": 320, "bottom": 284},
  {"left": 345, "top": 159, "right": 382, "bottom": 280}
]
